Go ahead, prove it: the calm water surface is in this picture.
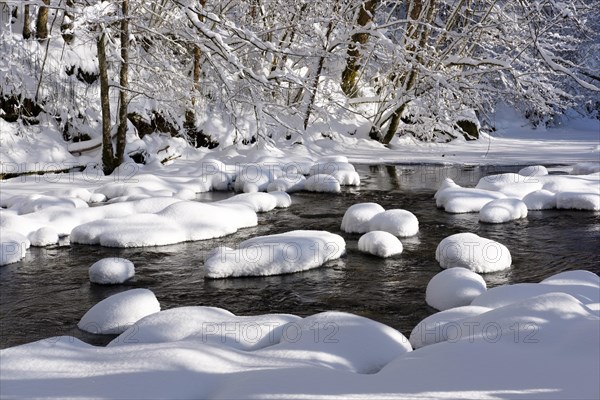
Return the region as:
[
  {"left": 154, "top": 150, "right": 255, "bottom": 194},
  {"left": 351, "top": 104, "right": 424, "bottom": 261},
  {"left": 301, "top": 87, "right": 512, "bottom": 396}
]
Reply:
[{"left": 1, "top": 164, "right": 599, "bottom": 348}]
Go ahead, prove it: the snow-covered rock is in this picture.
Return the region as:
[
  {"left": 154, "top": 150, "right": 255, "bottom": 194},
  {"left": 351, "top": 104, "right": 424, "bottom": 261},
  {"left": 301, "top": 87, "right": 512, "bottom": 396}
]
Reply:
[
  {"left": 556, "top": 191, "right": 600, "bottom": 211},
  {"left": 269, "top": 191, "right": 292, "bottom": 208},
  {"left": 476, "top": 173, "right": 543, "bottom": 199},
  {"left": 109, "top": 306, "right": 300, "bottom": 350},
  {"left": 304, "top": 174, "right": 341, "bottom": 193},
  {"left": 0, "top": 231, "right": 30, "bottom": 266},
  {"left": 522, "top": 189, "right": 557, "bottom": 210},
  {"left": 28, "top": 227, "right": 59, "bottom": 247},
  {"left": 435, "top": 179, "right": 506, "bottom": 213},
  {"left": 218, "top": 192, "right": 279, "bottom": 212},
  {"left": 88, "top": 258, "right": 135, "bottom": 284},
  {"left": 409, "top": 305, "right": 492, "bottom": 349},
  {"left": 330, "top": 170, "right": 360, "bottom": 186},
  {"left": 426, "top": 268, "right": 487, "bottom": 311},
  {"left": 518, "top": 165, "right": 548, "bottom": 177},
  {"left": 78, "top": 289, "right": 160, "bottom": 334},
  {"left": 368, "top": 209, "right": 419, "bottom": 237},
  {"left": 204, "top": 230, "right": 346, "bottom": 278},
  {"left": 267, "top": 175, "right": 306, "bottom": 193},
  {"left": 340, "top": 203, "right": 386, "bottom": 233},
  {"left": 357, "top": 231, "right": 403, "bottom": 258},
  {"left": 479, "top": 198, "right": 528, "bottom": 223},
  {"left": 309, "top": 161, "right": 355, "bottom": 176},
  {"left": 435, "top": 233, "right": 511, "bottom": 273}
]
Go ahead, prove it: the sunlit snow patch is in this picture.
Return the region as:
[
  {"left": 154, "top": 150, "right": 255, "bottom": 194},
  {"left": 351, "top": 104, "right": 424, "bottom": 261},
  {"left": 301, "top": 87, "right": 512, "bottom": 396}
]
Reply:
[
  {"left": 435, "top": 232, "right": 511, "bottom": 273},
  {"left": 522, "top": 189, "right": 557, "bottom": 210},
  {"left": 479, "top": 198, "right": 528, "bottom": 223},
  {"left": 357, "top": 231, "right": 403, "bottom": 258},
  {"left": 426, "top": 268, "right": 487, "bottom": 311},
  {"left": 435, "top": 178, "right": 506, "bottom": 213},
  {"left": 304, "top": 174, "right": 341, "bottom": 193},
  {"left": 204, "top": 230, "right": 345, "bottom": 278},
  {"left": 368, "top": 209, "right": 419, "bottom": 237},
  {"left": 89, "top": 257, "right": 135, "bottom": 284},
  {"left": 340, "top": 203, "right": 386, "bottom": 233},
  {"left": 78, "top": 288, "right": 160, "bottom": 334}
]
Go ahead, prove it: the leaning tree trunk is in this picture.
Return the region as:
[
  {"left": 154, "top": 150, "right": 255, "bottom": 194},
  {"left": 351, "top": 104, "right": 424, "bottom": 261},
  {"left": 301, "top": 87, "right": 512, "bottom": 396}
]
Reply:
[
  {"left": 340, "top": 0, "right": 377, "bottom": 97},
  {"left": 186, "top": 0, "right": 207, "bottom": 132},
  {"left": 115, "top": 0, "right": 129, "bottom": 167},
  {"left": 36, "top": 0, "right": 51, "bottom": 41},
  {"left": 97, "top": 32, "right": 116, "bottom": 174},
  {"left": 23, "top": 4, "right": 31, "bottom": 39}
]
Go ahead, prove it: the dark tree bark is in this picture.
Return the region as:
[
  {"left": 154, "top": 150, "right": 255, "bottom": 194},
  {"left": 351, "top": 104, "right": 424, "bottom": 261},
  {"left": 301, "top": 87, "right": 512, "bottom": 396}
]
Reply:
[
  {"left": 36, "top": 0, "right": 51, "bottom": 41},
  {"left": 115, "top": 0, "right": 130, "bottom": 166},
  {"left": 97, "top": 32, "right": 116, "bottom": 174},
  {"left": 340, "top": 0, "right": 377, "bottom": 97},
  {"left": 23, "top": 4, "right": 31, "bottom": 39}
]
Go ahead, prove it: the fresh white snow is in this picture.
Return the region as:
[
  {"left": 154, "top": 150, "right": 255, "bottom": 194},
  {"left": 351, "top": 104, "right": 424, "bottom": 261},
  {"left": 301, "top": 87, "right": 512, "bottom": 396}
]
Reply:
[
  {"left": 357, "top": 231, "right": 403, "bottom": 258},
  {"left": 88, "top": 258, "right": 135, "bottom": 284},
  {"left": 425, "top": 268, "right": 487, "bottom": 311},
  {"left": 479, "top": 198, "right": 528, "bottom": 223},
  {"left": 435, "top": 232, "right": 512, "bottom": 273},
  {"left": 340, "top": 203, "right": 386, "bottom": 233}
]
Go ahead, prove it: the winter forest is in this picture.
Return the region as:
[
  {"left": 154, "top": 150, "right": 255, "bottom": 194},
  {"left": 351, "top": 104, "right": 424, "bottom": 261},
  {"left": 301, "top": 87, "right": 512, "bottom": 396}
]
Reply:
[
  {"left": 1, "top": 0, "right": 599, "bottom": 172},
  {"left": 1, "top": 1, "right": 600, "bottom": 400}
]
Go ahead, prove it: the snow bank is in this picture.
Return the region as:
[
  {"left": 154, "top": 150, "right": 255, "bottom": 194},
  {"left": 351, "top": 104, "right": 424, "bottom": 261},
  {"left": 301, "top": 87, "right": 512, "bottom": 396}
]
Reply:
[
  {"left": 340, "top": 203, "right": 386, "bottom": 233},
  {"left": 89, "top": 258, "right": 135, "bottom": 284},
  {"left": 357, "top": 231, "right": 403, "bottom": 258},
  {"left": 204, "top": 230, "right": 345, "bottom": 278},
  {"left": 518, "top": 165, "right": 548, "bottom": 177},
  {"left": 556, "top": 191, "right": 600, "bottom": 210},
  {"left": 0, "top": 231, "right": 30, "bottom": 266},
  {"left": 409, "top": 305, "right": 491, "bottom": 349},
  {"left": 479, "top": 198, "right": 528, "bottom": 223},
  {"left": 78, "top": 289, "right": 160, "bottom": 334},
  {"left": 304, "top": 174, "right": 341, "bottom": 193},
  {"left": 426, "top": 268, "right": 487, "bottom": 311},
  {"left": 109, "top": 306, "right": 300, "bottom": 350},
  {"left": 267, "top": 175, "right": 305, "bottom": 193},
  {"left": 522, "top": 189, "right": 557, "bottom": 210},
  {"left": 435, "top": 178, "right": 506, "bottom": 213},
  {"left": 476, "top": 173, "right": 543, "bottom": 198},
  {"left": 435, "top": 233, "right": 511, "bottom": 273},
  {"left": 368, "top": 209, "right": 419, "bottom": 237},
  {"left": 27, "top": 227, "right": 59, "bottom": 247},
  {"left": 218, "top": 192, "right": 280, "bottom": 212},
  {"left": 571, "top": 162, "right": 600, "bottom": 174}
]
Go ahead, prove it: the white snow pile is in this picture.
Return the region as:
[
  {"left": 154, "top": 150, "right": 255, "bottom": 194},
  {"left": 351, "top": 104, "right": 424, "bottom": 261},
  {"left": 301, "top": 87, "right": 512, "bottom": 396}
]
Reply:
[
  {"left": 27, "top": 227, "right": 60, "bottom": 247},
  {"left": 522, "top": 189, "right": 557, "bottom": 210},
  {"left": 369, "top": 209, "right": 419, "bottom": 237},
  {"left": 78, "top": 288, "right": 161, "bottom": 334},
  {"left": 340, "top": 203, "right": 385, "bottom": 233},
  {"left": 0, "top": 231, "right": 30, "bottom": 266},
  {"left": 88, "top": 258, "right": 135, "bottom": 284},
  {"left": 435, "top": 232, "right": 512, "bottom": 273},
  {"left": 479, "top": 198, "right": 528, "bottom": 223},
  {"left": 0, "top": 193, "right": 90, "bottom": 214},
  {"left": 425, "top": 268, "right": 487, "bottom": 311},
  {"left": 303, "top": 160, "right": 360, "bottom": 192},
  {"left": 204, "top": 230, "right": 346, "bottom": 278},
  {"left": 357, "top": 231, "right": 403, "bottom": 258},
  {"left": 435, "top": 178, "right": 506, "bottom": 213},
  {"left": 267, "top": 174, "right": 306, "bottom": 193},
  {"left": 217, "top": 192, "right": 287, "bottom": 212},
  {"left": 571, "top": 162, "right": 600, "bottom": 175},
  {"left": 436, "top": 168, "right": 600, "bottom": 213},
  {"left": 108, "top": 306, "right": 301, "bottom": 350},
  {"left": 303, "top": 174, "right": 341, "bottom": 193},
  {"left": 71, "top": 200, "right": 257, "bottom": 247},
  {"left": 2, "top": 270, "right": 598, "bottom": 399},
  {"left": 518, "top": 165, "right": 548, "bottom": 177}
]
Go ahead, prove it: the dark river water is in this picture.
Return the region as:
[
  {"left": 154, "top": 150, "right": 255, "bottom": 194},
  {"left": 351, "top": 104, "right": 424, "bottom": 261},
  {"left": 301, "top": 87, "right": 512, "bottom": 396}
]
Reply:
[{"left": 1, "top": 164, "right": 599, "bottom": 348}]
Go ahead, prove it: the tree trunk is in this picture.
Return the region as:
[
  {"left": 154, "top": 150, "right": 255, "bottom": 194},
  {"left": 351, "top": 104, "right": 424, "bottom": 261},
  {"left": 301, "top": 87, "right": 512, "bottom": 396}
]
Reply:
[
  {"left": 23, "top": 4, "right": 31, "bottom": 39},
  {"left": 340, "top": 0, "right": 377, "bottom": 97},
  {"left": 97, "top": 32, "right": 115, "bottom": 174},
  {"left": 36, "top": 0, "right": 51, "bottom": 41},
  {"left": 115, "top": 0, "right": 130, "bottom": 166}
]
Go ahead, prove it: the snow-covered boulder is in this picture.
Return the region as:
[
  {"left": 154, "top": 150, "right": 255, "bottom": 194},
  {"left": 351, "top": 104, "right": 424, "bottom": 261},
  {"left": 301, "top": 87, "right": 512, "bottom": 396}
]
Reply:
[
  {"left": 309, "top": 161, "right": 355, "bottom": 176},
  {"left": 304, "top": 174, "right": 341, "bottom": 193},
  {"left": 435, "top": 233, "right": 511, "bottom": 273},
  {"left": 340, "top": 203, "right": 386, "bottom": 233},
  {"left": 409, "top": 305, "right": 492, "bottom": 349},
  {"left": 426, "top": 268, "right": 487, "bottom": 311},
  {"left": 266, "top": 175, "right": 305, "bottom": 193},
  {"left": 556, "top": 192, "right": 600, "bottom": 211},
  {"left": 330, "top": 169, "right": 360, "bottom": 186},
  {"left": 89, "top": 258, "right": 135, "bottom": 284},
  {"left": 0, "top": 231, "right": 30, "bottom": 266},
  {"left": 269, "top": 191, "right": 292, "bottom": 208},
  {"left": 475, "top": 173, "right": 543, "bottom": 198},
  {"left": 479, "top": 198, "right": 528, "bottom": 223},
  {"left": 368, "top": 209, "right": 419, "bottom": 237},
  {"left": 204, "top": 230, "right": 346, "bottom": 278},
  {"left": 109, "top": 306, "right": 300, "bottom": 350},
  {"left": 234, "top": 164, "right": 276, "bottom": 193},
  {"left": 28, "top": 227, "right": 59, "bottom": 247},
  {"left": 522, "top": 189, "right": 557, "bottom": 210},
  {"left": 218, "top": 192, "right": 279, "bottom": 212},
  {"left": 435, "top": 179, "right": 506, "bottom": 213},
  {"left": 357, "top": 231, "right": 403, "bottom": 258},
  {"left": 518, "top": 165, "right": 548, "bottom": 177},
  {"left": 78, "top": 289, "right": 160, "bottom": 334},
  {"left": 263, "top": 311, "right": 411, "bottom": 374}
]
